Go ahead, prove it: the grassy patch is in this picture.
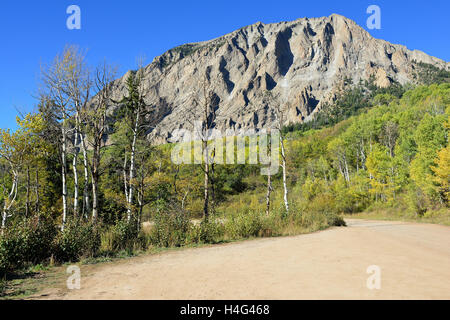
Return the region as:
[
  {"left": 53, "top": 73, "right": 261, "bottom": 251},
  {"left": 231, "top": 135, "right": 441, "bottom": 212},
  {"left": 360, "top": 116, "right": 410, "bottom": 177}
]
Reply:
[
  {"left": 0, "top": 267, "right": 65, "bottom": 300},
  {"left": 346, "top": 207, "right": 450, "bottom": 226}
]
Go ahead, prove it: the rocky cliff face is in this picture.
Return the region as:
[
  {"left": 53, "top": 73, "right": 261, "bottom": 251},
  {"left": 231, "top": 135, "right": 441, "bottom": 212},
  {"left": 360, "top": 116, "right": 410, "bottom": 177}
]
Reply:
[{"left": 107, "top": 14, "right": 449, "bottom": 144}]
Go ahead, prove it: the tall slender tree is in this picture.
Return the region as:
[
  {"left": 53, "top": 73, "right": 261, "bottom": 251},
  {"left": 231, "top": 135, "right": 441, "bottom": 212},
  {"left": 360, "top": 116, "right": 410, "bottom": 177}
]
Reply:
[
  {"left": 64, "top": 46, "right": 92, "bottom": 217},
  {"left": 40, "top": 47, "right": 77, "bottom": 230},
  {"left": 84, "top": 61, "right": 117, "bottom": 223},
  {"left": 114, "top": 61, "right": 149, "bottom": 222}
]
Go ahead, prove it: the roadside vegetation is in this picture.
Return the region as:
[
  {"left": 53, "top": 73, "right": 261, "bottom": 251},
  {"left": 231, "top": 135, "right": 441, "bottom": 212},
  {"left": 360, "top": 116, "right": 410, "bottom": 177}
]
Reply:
[{"left": 0, "top": 46, "right": 448, "bottom": 298}]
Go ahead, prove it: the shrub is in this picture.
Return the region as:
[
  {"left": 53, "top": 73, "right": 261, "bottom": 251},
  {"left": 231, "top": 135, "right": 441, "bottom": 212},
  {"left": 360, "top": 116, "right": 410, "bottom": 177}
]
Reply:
[
  {"left": 150, "top": 210, "right": 191, "bottom": 247},
  {"left": 301, "top": 193, "right": 346, "bottom": 228},
  {"left": 0, "top": 218, "right": 58, "bottom": 274},
  {"left": 0, "top": 277, "right": 6, "bottom": 296},
  {"left": 225, "top": 210, "right": 264, "bottom": 239},
  {"left": 324, "top": 213, "right": 346, "bottom": 227},
  {"left": 406, "top": 186, "right": 429, "bottom": 216},
  {"left": 0, "top": 226, "right": 28, "bottom": 274},
  {"left": 300, "top": 209, "right": 346, "bottom": 230},
  {"left": 23, "top": 218, "right": 58, "bottom": 265},
  {"left": 54, "top": 220, "right": 100, "bottom": 263},
  {"left": 187, "top": 220, "right": 225, "bottom": 244},
  {"left": 109, "top": 219, "right": 140, "bottom": 252}
]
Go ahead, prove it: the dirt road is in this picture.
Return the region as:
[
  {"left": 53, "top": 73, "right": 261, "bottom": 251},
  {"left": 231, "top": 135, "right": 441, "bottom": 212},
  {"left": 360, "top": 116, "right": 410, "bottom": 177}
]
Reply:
[{"left": 38, "top": 219, "right": 450, "bottom": 300}]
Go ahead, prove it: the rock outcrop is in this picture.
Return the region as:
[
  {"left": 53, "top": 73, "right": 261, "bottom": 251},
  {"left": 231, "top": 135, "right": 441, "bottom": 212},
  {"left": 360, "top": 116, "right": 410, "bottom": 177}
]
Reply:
[{"left": 106, "top": 14, "right": 449, "bottom": 144}]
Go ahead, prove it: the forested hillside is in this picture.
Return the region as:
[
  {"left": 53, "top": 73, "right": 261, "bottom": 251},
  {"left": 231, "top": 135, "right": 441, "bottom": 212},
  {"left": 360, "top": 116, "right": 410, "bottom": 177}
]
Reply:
[{"left": 0, "top": 47, "right": 448, "bottom": 280}]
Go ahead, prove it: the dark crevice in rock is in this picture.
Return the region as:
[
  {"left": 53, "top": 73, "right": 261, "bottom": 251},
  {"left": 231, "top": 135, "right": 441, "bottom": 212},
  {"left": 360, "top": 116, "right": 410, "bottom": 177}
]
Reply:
[
  {"left": 146, "top": 97, "right": 173, "bottom": 134},
  {"left": 231, "top": 37, "right": 250, "bottom": 70},
  {"left": 322, "top": 23, "right": 335, "bottom": 51},
  {"left": 265, "top": 73, "right": 277, "bottom": 90},
  {"left": 304, "top": 23, "right": 316, "bottom": 37},
  {"left": 219, "top": 56, "right": 235, "bottom": 94},
  {"left": 275, "top": 28, "right": 294, "bottom": 76}
]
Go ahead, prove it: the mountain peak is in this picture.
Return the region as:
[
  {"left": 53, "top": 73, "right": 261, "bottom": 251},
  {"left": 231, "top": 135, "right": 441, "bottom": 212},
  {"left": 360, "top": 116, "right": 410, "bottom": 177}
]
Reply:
[{"left": 109, "top": 15, "right": 449, "bottom": 145}]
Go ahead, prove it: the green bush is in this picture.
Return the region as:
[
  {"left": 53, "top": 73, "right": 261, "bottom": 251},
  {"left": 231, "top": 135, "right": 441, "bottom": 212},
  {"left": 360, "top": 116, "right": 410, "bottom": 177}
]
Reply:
[
  {"left": 23, "top": 218, "right": 58, "bottom": 265},
  {"left": 0, "top": 276, "right": 6, "bottom": 296},
  {"left": 406, "top": 186, "right": 429, "bottom": 216},
  {"left": 225, "top": 210, "right": 264, "bottom": 239},
  {"left": 109, "top": 219, "right": 140, "bottom": 252},
  {"left": 300, "top": 193, "right": 347, "bottom": 228},
  {"left": 0, "top": 227, "right": 28, "bottom": 274},
  {"left": 299, "top": 209, "right": 346, "bottom": 229},
  {"left": 150, "top": 211, "right": 191, "bottom": 247},
  {"left": 54, "top": 220, "right": 100, "bottom": 263},
  {"left": 187, "top": 220, "right": 225, "bottom": 244},
  {"left": 324, "top": 213, "right": 346, "bottom": 227},
  {"left": 0, "top": 218, "right": 58, "bottom": 274}
]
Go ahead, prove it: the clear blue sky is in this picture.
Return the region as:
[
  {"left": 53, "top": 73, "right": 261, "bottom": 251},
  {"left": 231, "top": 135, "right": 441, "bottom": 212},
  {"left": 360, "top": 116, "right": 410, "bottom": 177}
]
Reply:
[{"left": 0, "top": 0, "right": 449, "bottom": 130}]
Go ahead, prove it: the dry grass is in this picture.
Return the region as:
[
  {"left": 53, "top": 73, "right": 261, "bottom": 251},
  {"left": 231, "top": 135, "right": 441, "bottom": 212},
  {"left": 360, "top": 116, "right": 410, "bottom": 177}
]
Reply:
[{"left": 346, "top": 207, "right": 450, "bottom": 226}]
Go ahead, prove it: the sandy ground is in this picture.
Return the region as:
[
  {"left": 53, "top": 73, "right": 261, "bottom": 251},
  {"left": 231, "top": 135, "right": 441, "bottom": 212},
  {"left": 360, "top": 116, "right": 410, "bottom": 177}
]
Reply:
[{"left": 36, "top": 219, "right": 450, "bottom": 300}]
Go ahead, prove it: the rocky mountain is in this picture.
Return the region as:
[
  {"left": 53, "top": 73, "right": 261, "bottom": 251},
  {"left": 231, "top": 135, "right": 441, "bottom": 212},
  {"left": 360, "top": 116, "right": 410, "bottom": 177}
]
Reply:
[{"left": 106, "top": 14, "right": 449, "bottom": 144}]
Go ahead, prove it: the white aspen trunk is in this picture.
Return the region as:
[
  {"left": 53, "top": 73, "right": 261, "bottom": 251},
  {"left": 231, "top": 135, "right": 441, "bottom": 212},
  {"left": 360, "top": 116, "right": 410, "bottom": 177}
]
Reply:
[
  {"left": 361, "top": 147, "right": 366, "bottom": 170},
  {"left": 356, "top": 153, "right": 359, "bottom": 174},
  {"left": 91, "top": 136, "right": 101, "bottom": 223},
  {"left": 1, "top": 210, "right": 7, "bottom": 233},
  {"left": 266, "top": 172, "right": 272, "bottom": 216},
  {"left": 80, "top": 132, "right": 90, "bottom": 218},
  {"left": 265, "top": 133, "right": 272, "bottom": 216},
  {"left": 181, "top": 191, "right": 189, "bottom": 211},
  {"left": 91, "top": 175, "right": 98, "bottom": 223},
  {"left": 343, "top": 154, "right": 350, "bottom": 183},
  {"left": 72, "top": 115, "right": 80, "bottom": 217},
  {"left": 390, "top": 166, "right": 396, "bottom": 200},
  {"left": 35, "top": 169, "right": 40, "bottom": 215},
  {"left": 25, "top": 166, "right": 30, "bottom": 218},
  {"left": 338, "top": 160, "right": 344, "bottom": 178},
  {"left": 280, "top": 136, "right": 289, "bottom": 214},
  {"left": 210, "top": 147, "right": 217, "bottom": 216},
  {"left": 203, "top": 142, "right": 209, "bottom": 222},
  {"left": 61, "top": 123, "right": 68, "bottom": 231},
  {"left": 127, "top": 110, "right": 140, "bottom": 221},
  {"left": 123, "top": 153, "right": 129, "bottom": 205},
  {"left": 137, "top": 186, "right": 143, "bottom": 232},
  {"left": 1, "top": 172, "right": 18, "bottom": 232},
  {"left": 1, "top": 203, "right": 8, "bottom": 233}
]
